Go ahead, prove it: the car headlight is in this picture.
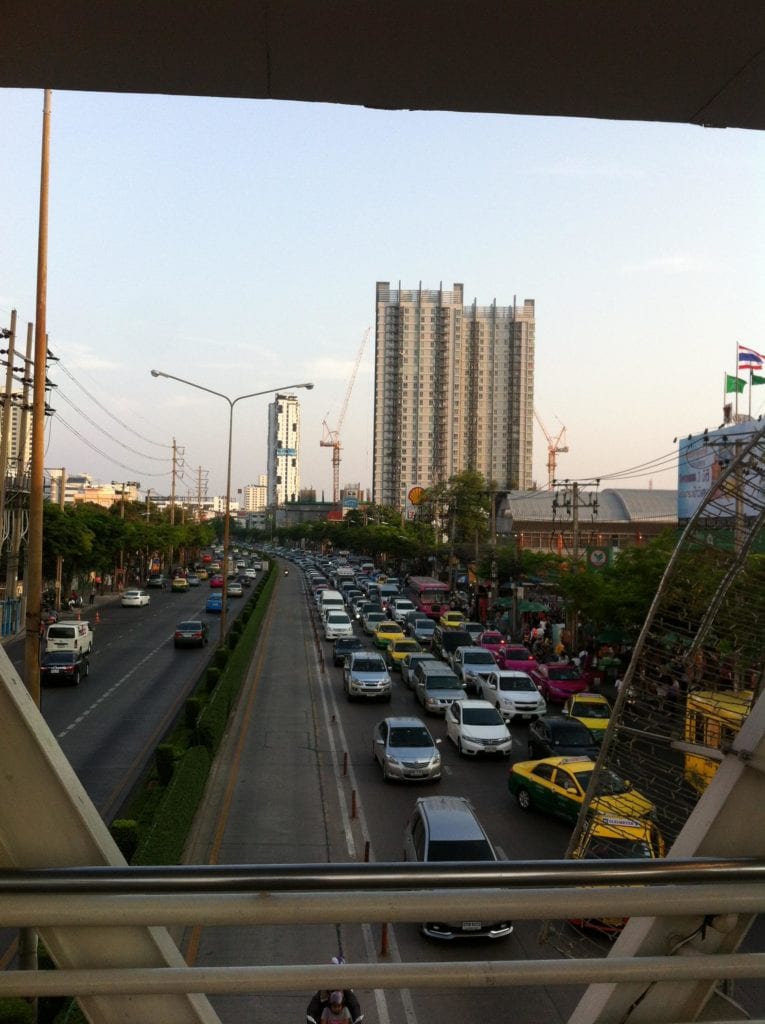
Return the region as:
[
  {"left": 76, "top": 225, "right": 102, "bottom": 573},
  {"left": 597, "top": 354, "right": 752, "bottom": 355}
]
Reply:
[{"left": 385, "top": 756, "right": 401, "bottom": 767}]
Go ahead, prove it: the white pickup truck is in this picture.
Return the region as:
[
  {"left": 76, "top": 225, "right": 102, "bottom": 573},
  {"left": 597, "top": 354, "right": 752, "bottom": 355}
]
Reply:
[{"left": 45, "top": 621, "right": 94, "bottom": 656}]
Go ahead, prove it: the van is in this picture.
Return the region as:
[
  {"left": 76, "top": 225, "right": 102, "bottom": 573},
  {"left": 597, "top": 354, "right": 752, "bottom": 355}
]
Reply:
[
  {"left": 413, "top": 660, "right": 466, "bottom": 714},
  {"left": 432, "top": 626, "right": 473, "bottom": 665},
  {"left": 45, "top": 621, "right": 94, "bottom": 656},
  {"left": 318, "top": 589, "right": 344, "bottom": 617},
  {"left": 403, "top": 795, "right": 512, "bottom": 940}
]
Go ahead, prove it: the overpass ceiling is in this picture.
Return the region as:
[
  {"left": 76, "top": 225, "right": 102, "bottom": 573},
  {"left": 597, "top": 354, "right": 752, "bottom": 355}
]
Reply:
[{"left": 3, "top": 2, "right": 765, "bottom": 130}]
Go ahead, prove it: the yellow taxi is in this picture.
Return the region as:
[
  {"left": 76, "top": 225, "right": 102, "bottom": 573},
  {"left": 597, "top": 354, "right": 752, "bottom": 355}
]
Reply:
[
  {"left": 386, "top": 637, "right": 422, "bottom": 670},
  {"left": 373, "top": 620, "right": 406, "bottom": 650},
  {"left": 196, "top": 568, "right": 209, "bottom": 581},
  {"left": 563, "top": 692, "right": 612, "bottom": 743},
  {"left": 171, "top": 576, "right": 189, "bottom": 592},
  {"left": 438, "top": 609, "right": 465, "bottom": 629},
  {"left": 569, "top": 815, "right": 666, "bottom": 934},
  {"left": 507, "top": 755, "right": 654, "bottom": 825}
]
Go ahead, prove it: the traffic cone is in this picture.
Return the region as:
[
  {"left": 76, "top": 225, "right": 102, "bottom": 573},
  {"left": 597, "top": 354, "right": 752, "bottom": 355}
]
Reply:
[
  {"left": 95, "top": 611, "right": 100, "bottom": 624},
  {"left": 76, "top": 609, "right": 81, "bottom": 620}
]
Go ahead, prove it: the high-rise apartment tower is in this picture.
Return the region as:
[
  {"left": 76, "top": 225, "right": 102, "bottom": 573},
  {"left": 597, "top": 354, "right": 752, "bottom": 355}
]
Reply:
[
  {"left": 267, "top": 394, "right": 302, "bottom": 506},
  {"left": 373, "top": 282, "right": 535, "bottom": 510}
]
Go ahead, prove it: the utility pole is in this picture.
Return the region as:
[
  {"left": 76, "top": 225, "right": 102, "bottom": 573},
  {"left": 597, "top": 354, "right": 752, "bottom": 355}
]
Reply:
[
  {"left": 552, "top": 479, "right": 600, "bottom": 650},
  {"left": 54, "top": 468, "right": 65, "bottom": 610},
  {"left": 6, "top": 323, "right": 35, "bottom": 606},
  {"left": 0, "top": 310, "right": 18, "bottom": 566},
  {"left": 24, "top": 87, "right": 52, "bottom": 709}
]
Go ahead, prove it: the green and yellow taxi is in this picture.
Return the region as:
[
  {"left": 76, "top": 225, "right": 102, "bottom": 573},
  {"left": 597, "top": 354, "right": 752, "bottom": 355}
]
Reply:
[
  {"left": 563, "top": 692, "right": 612, "bottom": 743},
  {"left": 373, "top": 620, "right": 406, "bottom": 650},
  {"left": 569, "top": 815, "right": 666, "bottom": 934},
  {"left": 507, "top": 755, "right": 654, "bottom": 825},
  {"left": 171, "top": 576, "right": 189, "bottom": 592},
  {"left": 438, "top": 609, "right": 465, "bottom": 629},
  {"left": 386, "top": 637, "right": 422, "bottom": 670}
]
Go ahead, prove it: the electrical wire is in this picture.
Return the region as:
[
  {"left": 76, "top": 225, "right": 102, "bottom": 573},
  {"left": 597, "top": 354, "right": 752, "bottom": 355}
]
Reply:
[
  {"left": 53, "top": 414, "right": 171, "bottom": 479},
  {"left": 54, "top": 388, "right": 169, "bottom": 462},
  {"left": 54, "top": 360, "right": 170, "bottom": 449}
]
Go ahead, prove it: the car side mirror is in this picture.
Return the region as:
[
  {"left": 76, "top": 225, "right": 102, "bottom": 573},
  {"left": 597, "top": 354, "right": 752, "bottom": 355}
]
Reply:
[{"left": 435, "top": 737, "right": 443, "bottom": 746}]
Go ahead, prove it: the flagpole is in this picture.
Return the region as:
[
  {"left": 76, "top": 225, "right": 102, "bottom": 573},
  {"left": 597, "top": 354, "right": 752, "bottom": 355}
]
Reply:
[
  {"left": 749, "top": 369, "right": 753, "bottom": 418},
  {"left": 735, "top": 341, "right": 740, "bottom": 420}
]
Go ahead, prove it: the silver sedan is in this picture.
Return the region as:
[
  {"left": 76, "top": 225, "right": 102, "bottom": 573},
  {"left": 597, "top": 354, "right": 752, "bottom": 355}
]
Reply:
[{"left": 372, "top": 716, "right": 442, "bottom": 782}]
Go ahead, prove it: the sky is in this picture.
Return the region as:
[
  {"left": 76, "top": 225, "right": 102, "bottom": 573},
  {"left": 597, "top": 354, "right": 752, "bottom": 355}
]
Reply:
[{"left": 2, "top": 88, "right": 764, "bottom": 504}]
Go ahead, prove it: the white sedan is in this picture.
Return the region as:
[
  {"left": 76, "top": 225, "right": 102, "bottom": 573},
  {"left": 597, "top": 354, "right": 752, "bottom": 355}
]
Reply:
[
  {"left": 445, "top": 699, "right": 513, "bottom": 757},
  {"left": 121, "top": 589, "right": 150, "bottom": 608}
]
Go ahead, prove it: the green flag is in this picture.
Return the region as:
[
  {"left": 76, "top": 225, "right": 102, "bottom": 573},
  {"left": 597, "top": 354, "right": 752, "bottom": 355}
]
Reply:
[
  {"left": 752, "top": 374, "right": 765, "bottom": 386},
  {"left": 725, "top": 374, "right": 746, "bottom": 393}
]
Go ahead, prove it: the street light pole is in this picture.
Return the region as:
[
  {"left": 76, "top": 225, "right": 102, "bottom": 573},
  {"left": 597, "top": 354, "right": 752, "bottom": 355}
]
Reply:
[{"left": 150, "top": 370, "right": 313, "bottom": 644}]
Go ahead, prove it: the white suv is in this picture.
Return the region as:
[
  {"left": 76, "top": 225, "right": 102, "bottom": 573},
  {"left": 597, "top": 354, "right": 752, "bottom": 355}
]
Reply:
[
  {"left": 323, "top": 610, "right": 354, "bottom": 640},
  {"left": 478, "top": 669, "right": 547, "bottom": 722}
]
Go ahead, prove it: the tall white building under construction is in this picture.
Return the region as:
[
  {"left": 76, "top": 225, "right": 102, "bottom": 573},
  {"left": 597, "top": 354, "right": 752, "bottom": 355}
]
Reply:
[
  {"left": 267, "top": 394, "right": 302, "bottom": 506},
  {"left": 373, "top": 282, "right": 535, "bottom": 510}
]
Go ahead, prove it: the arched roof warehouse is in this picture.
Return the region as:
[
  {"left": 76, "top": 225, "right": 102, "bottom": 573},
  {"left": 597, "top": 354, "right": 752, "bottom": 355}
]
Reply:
[{"left": 497, "top": 488, "right": 677, "bottom": 550}]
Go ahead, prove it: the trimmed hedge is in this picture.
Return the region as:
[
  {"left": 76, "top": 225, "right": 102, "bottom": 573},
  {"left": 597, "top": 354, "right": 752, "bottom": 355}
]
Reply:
[{"left": 132, "top": 744, "right": 212, "bottom": 865}]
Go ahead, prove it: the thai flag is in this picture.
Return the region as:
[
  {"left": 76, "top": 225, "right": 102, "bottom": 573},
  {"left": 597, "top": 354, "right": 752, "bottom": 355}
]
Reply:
[{"left": 738, "top": 344, "right": 765, "bottom": 372}]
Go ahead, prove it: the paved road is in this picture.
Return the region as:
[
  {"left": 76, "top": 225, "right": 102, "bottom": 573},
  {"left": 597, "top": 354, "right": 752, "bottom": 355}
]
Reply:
[{"left": 181, "top": 567, "right": 585, "bottom": 1024}]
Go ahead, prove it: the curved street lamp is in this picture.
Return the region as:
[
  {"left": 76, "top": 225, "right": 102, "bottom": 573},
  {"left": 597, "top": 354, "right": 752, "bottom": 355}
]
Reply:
[{"left": 150, "top": 370, "right": 314, "bottom": 642}]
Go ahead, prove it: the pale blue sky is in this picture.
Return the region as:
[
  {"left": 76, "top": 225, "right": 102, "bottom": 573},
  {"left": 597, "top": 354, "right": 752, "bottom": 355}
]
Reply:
[{"left": 2, "top": 88, "right": 764, "bottom": 502}]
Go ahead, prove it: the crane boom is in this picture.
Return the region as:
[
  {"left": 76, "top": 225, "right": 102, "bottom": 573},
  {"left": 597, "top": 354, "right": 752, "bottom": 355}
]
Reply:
[
  {"left": 320, "top": 327, "right": 371, "bottom": 504},
  {"left": 534, "top": 408, "right": 569, "bottom": 490}
]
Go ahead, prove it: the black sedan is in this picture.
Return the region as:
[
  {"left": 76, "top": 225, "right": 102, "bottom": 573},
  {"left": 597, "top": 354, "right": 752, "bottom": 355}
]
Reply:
[
  {"left": 527, "top": 716, "right": 600, "bottom": 760},
  {"left": 174, "top": 620, "right": 210, "bottom": 648},
  {"left": 333, "top": 635, "right": 364, "bottom": 666},
  {"left": 40, "top": 649, "right": 89, "bottom": 686}
]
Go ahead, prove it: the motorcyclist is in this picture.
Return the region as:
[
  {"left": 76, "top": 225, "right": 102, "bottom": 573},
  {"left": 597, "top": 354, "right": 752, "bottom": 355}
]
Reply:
[{"left": 305, "top": 958, "right": 362, "bottom": 1024}]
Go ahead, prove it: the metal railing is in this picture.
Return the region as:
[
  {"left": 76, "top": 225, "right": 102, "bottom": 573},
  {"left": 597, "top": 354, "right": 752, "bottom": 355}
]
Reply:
[{"left": 1, "top": 858, "right": 764, "bottom": 1000}]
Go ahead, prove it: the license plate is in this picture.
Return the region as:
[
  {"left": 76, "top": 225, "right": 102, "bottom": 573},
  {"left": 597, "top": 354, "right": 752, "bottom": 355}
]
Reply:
[
  {"left": 461, "top": 921, "right": 482, "bottom": 931},
  {"left": 50, "top": 667, "right": 62, "bottom": 674},
  {"left": 408, "top": 770, "right": 425, "bottom": 778},
  {"left": 520, "top": 712, "right": 532, "bottom": 719}
]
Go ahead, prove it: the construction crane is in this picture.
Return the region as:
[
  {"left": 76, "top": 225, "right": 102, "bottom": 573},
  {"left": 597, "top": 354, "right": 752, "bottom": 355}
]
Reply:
[
  {"left": 534, "top": 408, "right": 569, "bottom": 490},
  {"left": 320, "top": 327, "right": 370, "bottom": 504}
]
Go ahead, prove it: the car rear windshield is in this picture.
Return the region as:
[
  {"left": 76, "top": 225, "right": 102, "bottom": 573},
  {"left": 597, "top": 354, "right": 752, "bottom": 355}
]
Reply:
[
  {"left": 464, "top": 651, "right": 495, "bottom": 664},
  {"left": 426, "top": 839, "right": 495, "bottom": 862},
  {"left": 462, "top": 707, "right": 503, "bottom": 725},
  {"left": 499, "top": 676, "right": 536, "bottom": 692},
  {"left": 389, "top": 728, "right": 433, "bottom": 748},
  {"left": 47, "top": 626, "right": 74, "bottom": 638},
  {"left": 178, "top": 621, "right": 202, "bottom": 630},
  {"left": 426, "top": 677, "right": 462, "bottom": 691},
  {"left": 548, "top": 666, "right": 582, "bottom": 680},
  {"left": 553, "top": 724, "right": 594, "bottom": 744}
]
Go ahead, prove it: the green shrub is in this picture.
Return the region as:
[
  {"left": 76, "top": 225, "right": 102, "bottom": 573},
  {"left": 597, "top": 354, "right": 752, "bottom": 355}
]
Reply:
[
  {"left": 0, "top": 998, "right": 35, "bottom": 1022},
  {"left": 110, "top": 819, "right": 139, "bottom": 861},
  {"left": 155, "top": 744, "right": 175, "bottom": 786},
  {"left": 53, "top": 1001, "right": 87, "bottom": 1024},
  {"left": 214, "top": 646, "right": 229, "bottom": 669},
  {"left": 132, "top": 746, "right": 211, "bottom": 865},
  {"left": 185, "top": 696, "right": 202, "bottom": 730},
  {"left": 205, "top": 665, "right": 221, "bottom": 691}
]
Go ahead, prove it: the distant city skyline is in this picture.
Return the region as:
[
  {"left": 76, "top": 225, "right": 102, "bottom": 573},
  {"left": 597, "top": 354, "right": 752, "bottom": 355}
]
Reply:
[{"left": 2, "top": 89, "right": 763, "bottom": 501}]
